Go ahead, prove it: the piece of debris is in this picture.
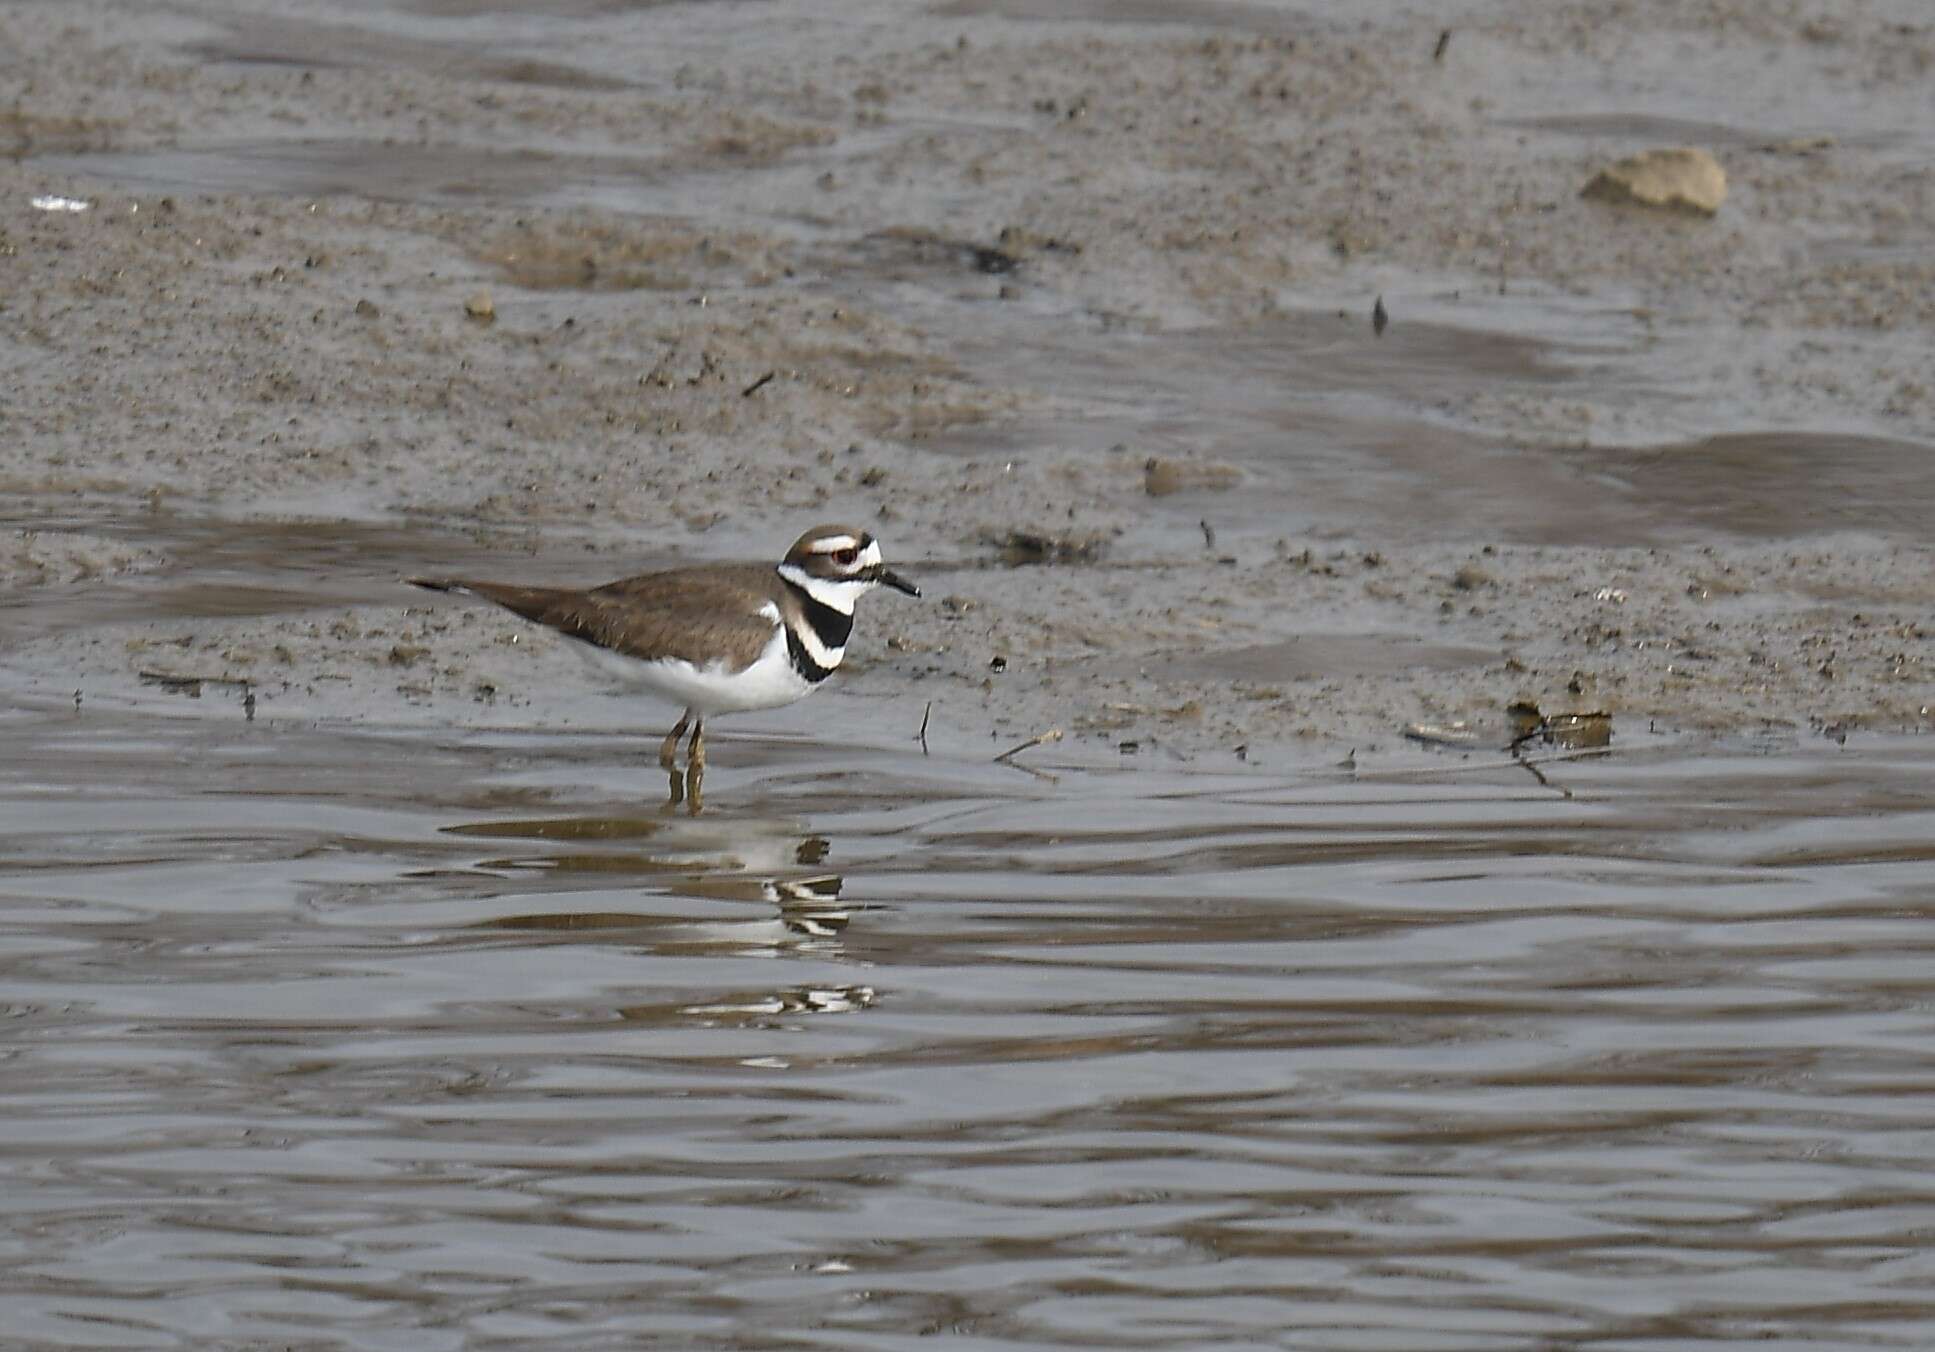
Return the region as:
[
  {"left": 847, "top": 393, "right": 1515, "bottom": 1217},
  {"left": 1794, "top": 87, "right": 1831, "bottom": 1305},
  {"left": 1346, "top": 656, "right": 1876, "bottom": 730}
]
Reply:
[
  {"left": 988, "top": 529, "right": 1107, "bottom": 565},
  {"left": 1372, "top": 294, "right": 1389, "bottom": 336},
  {"left": 1582, "top": 147, "right": 1727, "bottom": 216},
  {"left": 1506, "top": 700, "right": 1544, "bottom": 741},
  {"left": 1516, "top": 755, "right": 1571, "bottom": 799},
  {"left": 994, "top": 727, "right": 1062, "bottom": 763},
  {"left": 464, "top": 290, "right": 496, "bottom": 322},
  {"left": 1508, "top": 701, "right": 1614, "bottom": 751},
  {"left": 970, "top": 245, "right": 1019, "bottom": 274},
  {"left": 1433, "top": 29, "right": 1451, "bottom": 61},
  {"left": 1545, "top": 712, "right": 1613, "bottom": 749},
  {"left": 742, "top": 370, "right": 775, "bottom": 397},
  {"left": 1404, "top": 721, "right": 1484, "bottom": 748}
]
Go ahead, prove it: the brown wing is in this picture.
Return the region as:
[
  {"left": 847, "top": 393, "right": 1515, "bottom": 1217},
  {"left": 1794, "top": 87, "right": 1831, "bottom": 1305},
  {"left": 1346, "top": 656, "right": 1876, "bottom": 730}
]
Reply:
[{"left": 412, "top": 565, "right": 780, "bottom": 671}]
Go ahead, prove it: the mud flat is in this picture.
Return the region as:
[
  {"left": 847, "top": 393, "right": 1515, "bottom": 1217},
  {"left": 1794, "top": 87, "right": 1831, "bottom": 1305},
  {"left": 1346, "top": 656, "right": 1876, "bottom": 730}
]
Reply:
[{"left": 1, "top": 0, "right": 1930, "bottom": 763}]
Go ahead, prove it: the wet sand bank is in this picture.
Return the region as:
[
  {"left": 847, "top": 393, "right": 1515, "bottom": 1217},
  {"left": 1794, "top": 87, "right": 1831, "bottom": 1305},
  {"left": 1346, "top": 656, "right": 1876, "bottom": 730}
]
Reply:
[{"left": 2, "top": 0, "right": 1931, "bottom": 759}]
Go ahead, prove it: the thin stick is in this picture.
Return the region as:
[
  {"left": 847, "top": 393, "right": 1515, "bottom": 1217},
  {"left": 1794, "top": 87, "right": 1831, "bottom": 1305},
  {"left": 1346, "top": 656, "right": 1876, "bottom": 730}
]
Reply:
[
  {"left": 1513, "top": 753, "right": 1572, "bottom": 799},
  {"left": 917, "top": 700, "right": 932, "bottom": 755},
  {"left": 741, "top": 370, "right": 775, "bottom": 397},
  {"left": 1357, "top": 747, "right": 1609, "bottom": 784},
  {"left": 1506, "top": 724, "right": 1544, "bottom": 754},
  {"left": 994, "top": 728, "right": 1062, "bottom": 764}
]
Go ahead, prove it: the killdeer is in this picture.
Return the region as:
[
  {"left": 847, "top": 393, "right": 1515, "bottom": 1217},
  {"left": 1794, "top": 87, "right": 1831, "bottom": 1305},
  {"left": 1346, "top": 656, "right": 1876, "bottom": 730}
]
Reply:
[{"left": 410, "top": 525, "right": 918, "bottom": 800}]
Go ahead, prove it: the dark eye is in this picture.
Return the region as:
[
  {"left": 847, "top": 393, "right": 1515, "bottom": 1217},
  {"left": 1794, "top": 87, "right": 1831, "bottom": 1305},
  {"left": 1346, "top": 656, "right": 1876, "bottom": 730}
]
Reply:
[{"left": 832, "top": 547, "right": 859, "bottom": 566}]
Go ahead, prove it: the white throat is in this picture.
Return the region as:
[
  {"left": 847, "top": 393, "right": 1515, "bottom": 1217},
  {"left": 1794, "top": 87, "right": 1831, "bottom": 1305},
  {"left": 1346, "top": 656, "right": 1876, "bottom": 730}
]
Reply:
[{"left": 778, "top": 563, "right": 866, "bottom": 615}]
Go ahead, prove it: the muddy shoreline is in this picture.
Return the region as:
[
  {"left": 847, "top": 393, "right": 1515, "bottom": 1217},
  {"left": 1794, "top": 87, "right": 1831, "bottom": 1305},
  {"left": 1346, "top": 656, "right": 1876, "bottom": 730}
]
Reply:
[{"left": 2, "top": 0, "right": 1930, "bottom": 763}]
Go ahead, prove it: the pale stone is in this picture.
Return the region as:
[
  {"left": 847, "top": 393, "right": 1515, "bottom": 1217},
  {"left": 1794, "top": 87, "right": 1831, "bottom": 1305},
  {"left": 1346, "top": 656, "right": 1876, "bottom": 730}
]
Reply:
[{"left": 1581, "top": 147, "right": 1727, "bottom": 216}]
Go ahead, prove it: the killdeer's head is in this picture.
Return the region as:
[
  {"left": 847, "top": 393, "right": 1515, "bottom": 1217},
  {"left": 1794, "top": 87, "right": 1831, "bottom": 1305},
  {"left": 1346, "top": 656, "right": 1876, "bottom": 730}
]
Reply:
[{"left": 778, "top": 525, "right": 920, "bottom": 614}]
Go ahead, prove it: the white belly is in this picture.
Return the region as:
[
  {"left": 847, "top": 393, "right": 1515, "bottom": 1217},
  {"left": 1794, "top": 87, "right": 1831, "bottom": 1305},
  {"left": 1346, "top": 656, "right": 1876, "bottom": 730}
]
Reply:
[{"left": 566, "top": 629, "right": 815, "bottom": 716}]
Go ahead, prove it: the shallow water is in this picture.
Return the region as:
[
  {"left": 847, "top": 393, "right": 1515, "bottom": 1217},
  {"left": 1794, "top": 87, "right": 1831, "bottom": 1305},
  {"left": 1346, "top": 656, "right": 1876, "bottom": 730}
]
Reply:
[{"left": 4, "top": 707, "right": 1935, "bottom": 1349}]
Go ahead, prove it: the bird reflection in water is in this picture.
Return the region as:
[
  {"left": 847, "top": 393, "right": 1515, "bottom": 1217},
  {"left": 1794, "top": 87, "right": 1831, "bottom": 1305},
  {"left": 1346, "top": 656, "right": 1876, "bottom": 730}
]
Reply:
[
  {"left": 667, "top": 757, "right": 694, "bottom": 813},
  {"left": 441, "top": 811, "right": 857, "bottom": 958}
]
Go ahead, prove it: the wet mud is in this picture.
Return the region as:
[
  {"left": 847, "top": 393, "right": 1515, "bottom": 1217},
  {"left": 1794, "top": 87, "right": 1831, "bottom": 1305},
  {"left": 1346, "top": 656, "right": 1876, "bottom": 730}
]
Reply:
[{"left": 2, "top": 0, "right": 1930, "bottom": 754}]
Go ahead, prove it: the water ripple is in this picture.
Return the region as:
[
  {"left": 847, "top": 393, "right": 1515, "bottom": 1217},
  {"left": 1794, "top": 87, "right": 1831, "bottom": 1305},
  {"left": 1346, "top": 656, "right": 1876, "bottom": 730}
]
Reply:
[{"left": 4, "top": 719, "right": 1935, "bottom": 1348}]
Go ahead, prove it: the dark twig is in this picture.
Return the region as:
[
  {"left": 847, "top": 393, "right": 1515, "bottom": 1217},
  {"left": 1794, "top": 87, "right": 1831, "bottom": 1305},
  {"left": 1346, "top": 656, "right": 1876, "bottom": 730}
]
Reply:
[
  {"left": 741, "top": 370, "right": 776, "bottom": 397},
  {"left": 917, "top": 700, "right": 932, "bottom": 755},
  {"left": 1513, "top": 753, "right": 1571, "bottom": 799},
  {"left": 1506, "top": 724, "right": 1543, "bottom": 755}
]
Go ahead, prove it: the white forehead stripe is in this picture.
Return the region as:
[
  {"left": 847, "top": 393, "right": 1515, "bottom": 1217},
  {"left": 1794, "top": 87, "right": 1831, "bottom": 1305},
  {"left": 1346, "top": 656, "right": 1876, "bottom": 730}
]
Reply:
[{"left": 808, "top": 534, "right": 862, "bottom": 553}]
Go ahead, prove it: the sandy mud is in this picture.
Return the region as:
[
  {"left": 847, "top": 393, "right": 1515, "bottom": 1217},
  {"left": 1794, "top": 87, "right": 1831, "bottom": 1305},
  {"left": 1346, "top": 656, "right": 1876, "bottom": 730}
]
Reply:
[{"left": 1, "top": 0, "right": 1931, "bottom": 763}]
